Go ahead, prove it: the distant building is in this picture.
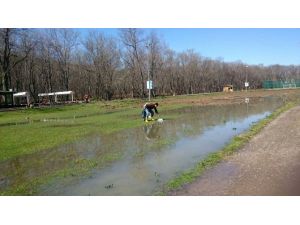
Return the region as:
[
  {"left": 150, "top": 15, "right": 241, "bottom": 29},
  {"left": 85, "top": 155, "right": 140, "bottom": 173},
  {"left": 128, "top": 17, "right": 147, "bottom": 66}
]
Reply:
[
  {"left": 13, "top": 92, "right": 30, "bottom": 106},
  {"left": 223, "top": 85, "right": 233, "bottom": 92},
  {"left": 38, "top": 91, "right": 74, "bottom": 104},
  {"left": 0, "top": 90, "right": 16, "bottom": 108}
]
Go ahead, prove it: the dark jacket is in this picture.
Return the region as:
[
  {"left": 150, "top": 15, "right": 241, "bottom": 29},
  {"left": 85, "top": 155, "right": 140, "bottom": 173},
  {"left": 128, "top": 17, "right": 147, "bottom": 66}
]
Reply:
[{"left": 145, "top": 103, "right": 158, "bottom": 114}]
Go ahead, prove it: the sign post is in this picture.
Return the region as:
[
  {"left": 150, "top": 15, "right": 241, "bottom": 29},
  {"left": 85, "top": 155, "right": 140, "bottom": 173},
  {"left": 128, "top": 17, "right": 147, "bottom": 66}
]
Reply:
[
  {"left": 245, "top": 82, "right": 249, "bottom": 92},
  {"left": 147, "top": 80, "right": 153, "bottom": 101}
]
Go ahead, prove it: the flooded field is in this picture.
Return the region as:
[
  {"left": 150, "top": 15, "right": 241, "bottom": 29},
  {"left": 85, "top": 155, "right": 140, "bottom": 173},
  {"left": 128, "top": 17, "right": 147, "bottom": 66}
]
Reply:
[{"left": 0, "top": 96, "right": 284, "bottom": 195}]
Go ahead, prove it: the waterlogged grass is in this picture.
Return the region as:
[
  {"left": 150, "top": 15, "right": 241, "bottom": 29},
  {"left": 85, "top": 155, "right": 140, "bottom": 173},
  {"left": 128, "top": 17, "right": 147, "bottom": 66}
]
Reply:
[
  {"left": 1, "top": 92, "right": 299, "bottom": 195},
  {"left": 0, "top": 100, "right": 185, "bottom": 195},
  {"left": 3, "top": 89, "right": 298, "bottom": 161},
  {"left": 151, "top": 137, "right": 178, "bottom": 149},
  {"left": 134, "top": 136, "right": 178, "bottom": 158},
  {"left": 0, "top": 111, "right": 138, "bottom": 161},
  {"left": 1, "top": 150, "right": 123, "bottom": 195},
  {"left": 0, "top": 101, "right": 139, "bottom": 124},
  {"left": 163, "top": 101, "right": 296, "bottom": 194},
  {"left": 0, "top": 101, "right": 186, "bottom": 162},
  {"left": 0, "top": 99, "right": 187, "bottom": 195}
]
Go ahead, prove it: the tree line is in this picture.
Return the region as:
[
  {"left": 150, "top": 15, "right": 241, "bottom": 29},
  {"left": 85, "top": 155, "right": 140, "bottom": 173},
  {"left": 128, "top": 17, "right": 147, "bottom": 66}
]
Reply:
[{"left": 1, "top": 28, "right": 300, "bottom": 102}]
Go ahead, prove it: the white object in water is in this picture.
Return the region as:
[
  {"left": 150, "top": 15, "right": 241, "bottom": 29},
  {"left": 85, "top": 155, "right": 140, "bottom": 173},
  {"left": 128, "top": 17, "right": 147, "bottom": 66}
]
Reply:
[{"left": 157, "top": 118, "right": 164, "bottom": 123}]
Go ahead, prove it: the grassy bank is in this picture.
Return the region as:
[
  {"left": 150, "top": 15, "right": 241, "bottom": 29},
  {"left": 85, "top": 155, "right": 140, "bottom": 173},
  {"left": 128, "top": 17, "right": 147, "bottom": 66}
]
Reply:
[{"left": 163, "top": 101, "right": 297, "bottom": 194}]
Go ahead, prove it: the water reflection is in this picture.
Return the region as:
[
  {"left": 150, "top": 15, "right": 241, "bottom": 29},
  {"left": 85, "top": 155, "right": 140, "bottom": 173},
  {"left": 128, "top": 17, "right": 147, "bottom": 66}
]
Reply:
[
  {"left": 143, "top": 123, "right": 161, "bottom": 141},
  {"left": 0, "top": 96, "right": 284, "bottom": 195}
]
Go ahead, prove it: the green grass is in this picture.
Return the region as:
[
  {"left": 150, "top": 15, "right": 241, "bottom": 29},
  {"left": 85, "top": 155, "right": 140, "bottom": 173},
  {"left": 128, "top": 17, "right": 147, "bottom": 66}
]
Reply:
[
  {"left": 0, "top": 97, "right": 188, "bottom": 195},
  {"left": 162, "top": 101, "right": 296, "bottom": 194},
  {"left": 0, "top": 100, "right": 188, "bottom": 162},
  {"left": 0, "top": 110, "right": 137, "bottom": 161},
  {"left": 0, "top": 101, "right": 136, "bottom": 124},
  {"left": 134, "top": 136, "right": 178, "bottom": 158},
  {"left": 1, "top": 146, "right": 124, "bottom": 195}
]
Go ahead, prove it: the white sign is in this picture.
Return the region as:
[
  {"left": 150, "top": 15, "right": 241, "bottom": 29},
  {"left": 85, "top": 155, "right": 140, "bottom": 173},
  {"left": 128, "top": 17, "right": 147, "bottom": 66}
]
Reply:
[
  {"left": 147, "top": 80, "right": 153, "bottom": 90},
  {"left": 245, "top": 82, "right": 249, "bottom": 87},
  {"left": 245, "top": 98, "right": 249, "bottom": 103}
]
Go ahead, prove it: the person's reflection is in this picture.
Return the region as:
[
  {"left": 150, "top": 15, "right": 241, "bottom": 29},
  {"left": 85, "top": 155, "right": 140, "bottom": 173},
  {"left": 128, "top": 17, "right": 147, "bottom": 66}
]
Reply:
[
  {"left": 143, "top": 123, "right": 161, "bottom": 140},
  {"left": 245, "top": 97, "right": 249, "bottom": 116}
]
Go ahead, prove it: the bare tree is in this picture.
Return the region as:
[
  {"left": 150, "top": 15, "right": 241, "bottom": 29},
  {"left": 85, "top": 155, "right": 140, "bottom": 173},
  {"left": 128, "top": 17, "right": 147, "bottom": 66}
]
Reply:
[
  {"left": 37, "top": 30, "right": 56, "bottom": 93},
  {"left": 146, "top": 31, "right": 165, "bottom": 97},
  {"left": 120, "top": 28, "right": 146, "bottom": 98},
  {"left": 49, "top": 29, "right": 79, "bottom": 91},
  {"left": 0, "top": 28, "right": 32, "bottom": 91},
  {"left": 83, "top": 31, "right": 120, "bottom": 100}
]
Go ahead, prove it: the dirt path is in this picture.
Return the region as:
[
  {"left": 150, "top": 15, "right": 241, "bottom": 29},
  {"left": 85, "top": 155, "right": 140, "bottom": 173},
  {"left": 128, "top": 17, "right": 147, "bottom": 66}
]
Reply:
[{"left": 171, "top": 105, "right": 300, "bottom": 196}]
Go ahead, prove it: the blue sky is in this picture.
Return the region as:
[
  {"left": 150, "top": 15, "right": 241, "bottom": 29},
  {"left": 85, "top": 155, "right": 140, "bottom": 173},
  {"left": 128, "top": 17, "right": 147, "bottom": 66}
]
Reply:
[{"left": 78, "top": 28, "right": 300, "bottom": 66}]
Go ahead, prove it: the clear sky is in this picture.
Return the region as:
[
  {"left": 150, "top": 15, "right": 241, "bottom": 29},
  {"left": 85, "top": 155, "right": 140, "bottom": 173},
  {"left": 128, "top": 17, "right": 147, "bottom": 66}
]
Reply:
[{"left": 78, "top": 28, "right": 300, "bottom": 66}]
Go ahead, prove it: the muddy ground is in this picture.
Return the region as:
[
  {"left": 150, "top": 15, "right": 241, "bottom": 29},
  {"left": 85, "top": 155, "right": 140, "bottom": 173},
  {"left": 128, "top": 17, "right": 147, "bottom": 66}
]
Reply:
[
  {"left": 170, "top": 105, "right": 300, "bottom": 195},
  {"left": 162, "top": 89, "right": 300, "bottom": 107}
]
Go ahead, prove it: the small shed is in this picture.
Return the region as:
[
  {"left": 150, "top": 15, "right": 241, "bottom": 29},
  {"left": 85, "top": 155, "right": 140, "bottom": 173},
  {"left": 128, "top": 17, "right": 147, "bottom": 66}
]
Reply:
[
  {"left": 54, "top": 91, "right": 74, "bottom": 102},
  {"left": 223, "top": 85, "right": 233, "bottom": 92},
  {"left": 38, "top": 91, "right": 74, "bottom": 104},
  {"left": 0, "top": 90, "right": 16, "bottom": 108},
  {"left": 13, "top": 92, "right": 30, "bottom": 106},
  {"left": 38, "top": 92, "right": 55, "bottom": 104}
]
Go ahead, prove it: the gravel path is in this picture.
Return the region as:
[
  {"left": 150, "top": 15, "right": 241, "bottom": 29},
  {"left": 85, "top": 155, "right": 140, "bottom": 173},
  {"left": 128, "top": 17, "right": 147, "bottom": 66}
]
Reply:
[{"left": 171, "top": 105, "right": 300, "bottom": 195}]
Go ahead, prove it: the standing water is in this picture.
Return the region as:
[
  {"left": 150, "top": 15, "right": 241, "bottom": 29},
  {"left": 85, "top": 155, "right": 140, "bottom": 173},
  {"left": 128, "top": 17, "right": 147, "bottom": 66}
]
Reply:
[{"left": 0, "top": 96, "right": 284, "bottom": 195}]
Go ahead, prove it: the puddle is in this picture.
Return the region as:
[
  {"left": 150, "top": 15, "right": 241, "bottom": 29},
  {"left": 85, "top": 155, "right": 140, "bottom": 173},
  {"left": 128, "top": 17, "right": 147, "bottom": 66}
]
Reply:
[{"left": 0, "top": 96, "right": 284, "bottom": 195}]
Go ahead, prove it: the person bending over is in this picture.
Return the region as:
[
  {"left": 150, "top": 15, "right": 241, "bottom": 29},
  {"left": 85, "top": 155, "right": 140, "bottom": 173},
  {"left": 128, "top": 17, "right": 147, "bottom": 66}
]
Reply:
[{"left": 142, "top": 102, "right": 159, "bottom": 122}]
